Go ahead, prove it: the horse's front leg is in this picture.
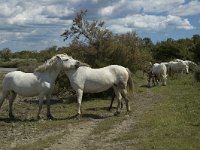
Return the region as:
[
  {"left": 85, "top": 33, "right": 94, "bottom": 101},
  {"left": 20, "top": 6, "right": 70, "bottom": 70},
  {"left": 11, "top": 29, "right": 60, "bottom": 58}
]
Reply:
[
  {"left": 46, "top": 95, "right": 54, "bottom": 120},
  {"left": 76, "top": 89, "right": 83, "bottom": 119},
  {"left": 37, "top": 95, "right": 44, "bottom": 120}
]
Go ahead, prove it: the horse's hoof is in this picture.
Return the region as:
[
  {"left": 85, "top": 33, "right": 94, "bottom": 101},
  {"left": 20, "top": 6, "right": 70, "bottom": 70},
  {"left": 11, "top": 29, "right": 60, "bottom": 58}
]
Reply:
[
  {"left": 47, "top": 114, "right": 54, "bottom": 120},
  {"left": 37, "top": 115, "right": 41, "bottom": 120},
  {"left": 114, "top": 111, "right": 120, "bottom": 116},
  {"left": 127, "top": 109, "right": 131, "bottom": 113},
  {"left": 75, "top": 114, "right": 82, "bottom": 120},
  {"left": 9, "top": 114, "right": 15, "bottom": 119}
]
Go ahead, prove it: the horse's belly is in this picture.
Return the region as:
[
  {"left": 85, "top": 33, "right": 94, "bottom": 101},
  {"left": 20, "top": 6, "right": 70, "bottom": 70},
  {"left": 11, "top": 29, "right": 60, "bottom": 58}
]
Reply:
[
  {"left": 14, "top": 87, "right": 39, "bottom": 97},
  {"left": 83, "top": 83, "right": 112, "bottom": 93}
]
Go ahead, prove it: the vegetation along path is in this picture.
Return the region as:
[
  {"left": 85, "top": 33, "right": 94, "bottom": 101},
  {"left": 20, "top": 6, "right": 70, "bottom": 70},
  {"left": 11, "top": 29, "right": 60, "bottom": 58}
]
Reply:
[{"left": 0, "top": 73, "right": 200, "bottom": 150}]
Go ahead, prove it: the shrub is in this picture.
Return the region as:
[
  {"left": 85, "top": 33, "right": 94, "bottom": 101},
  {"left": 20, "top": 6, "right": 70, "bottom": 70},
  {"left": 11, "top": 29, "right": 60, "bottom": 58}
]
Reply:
[{"left": 194, "top": 66, "right": 200, "bottom": 82}]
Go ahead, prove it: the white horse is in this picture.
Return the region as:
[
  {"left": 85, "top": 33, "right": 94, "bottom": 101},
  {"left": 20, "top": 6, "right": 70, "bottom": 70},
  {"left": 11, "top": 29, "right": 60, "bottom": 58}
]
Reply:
[
  {"left": 152, "top": 63, "right": 167, "bottom": 86},
  {"left": 63, "top": 60, "right": 134, "bottom": 118},
  {"left": 175, "top": 59, "right": 197, "bottom": 72},
  {"left": 168, "top": 61, "right": 189, "bottom": 78},
  {"left": 0, "top": 54, "right": 80, "bottom": 119}
]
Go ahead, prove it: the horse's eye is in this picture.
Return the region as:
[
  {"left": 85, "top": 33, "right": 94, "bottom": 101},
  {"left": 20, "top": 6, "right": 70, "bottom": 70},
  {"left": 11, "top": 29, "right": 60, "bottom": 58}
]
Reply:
[{"left": 65, "top": 59, "right": 69, "bottom": 61}]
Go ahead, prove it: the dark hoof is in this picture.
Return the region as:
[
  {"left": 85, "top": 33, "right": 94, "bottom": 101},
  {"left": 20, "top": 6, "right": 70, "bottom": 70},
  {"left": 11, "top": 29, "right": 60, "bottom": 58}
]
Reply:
[
  {"left": 75, "top": 114, "right": 82, "bottom": 120},
  {"left": 126, "top": 110, "right": 131, "bottom": 113},
  {"left": 47, "top": 114, "right": 54, "bottom": 120},
  {"left": 37, "top": 115, "right": 41, "bottom": 120},
  {"left": 114, "top": 111, "right": 120, "bottom": 116},
  {"left": 9, "top": 114, "right": 15, "bottom": 119}
]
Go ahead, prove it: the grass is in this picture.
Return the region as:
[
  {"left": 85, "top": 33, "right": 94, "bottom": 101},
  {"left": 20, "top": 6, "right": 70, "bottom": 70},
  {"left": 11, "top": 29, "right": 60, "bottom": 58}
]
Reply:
[
  {"left": 112, "top": 74, "right": 200, "bottom": 150},
  {"left": 0, "top": 71, "right": 200, "bottom": 149}
]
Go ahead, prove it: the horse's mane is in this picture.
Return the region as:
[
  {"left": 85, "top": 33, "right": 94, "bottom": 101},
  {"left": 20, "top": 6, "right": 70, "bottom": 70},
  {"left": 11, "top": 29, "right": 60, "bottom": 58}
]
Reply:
[
  {"left": 34, "top": 56, "right": 58, "bottom": 72},
  {"left": 79, "top": 62, "right": 91, "bottom": 68}
]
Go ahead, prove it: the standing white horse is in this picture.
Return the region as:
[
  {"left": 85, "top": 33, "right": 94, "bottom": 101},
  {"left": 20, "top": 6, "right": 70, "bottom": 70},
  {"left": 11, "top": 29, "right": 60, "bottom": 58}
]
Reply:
[
  {"left": 63, "top": 58, "right": 134, "bottom": 118},
  {"left": 0, "top": 54, "right": 80, "bottom": 119}
]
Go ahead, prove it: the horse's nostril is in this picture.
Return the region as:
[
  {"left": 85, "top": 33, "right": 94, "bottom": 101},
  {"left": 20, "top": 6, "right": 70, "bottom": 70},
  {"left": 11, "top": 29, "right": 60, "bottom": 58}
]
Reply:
[{"left": 75, "top": 62, "right": 80, "bottom": 68}]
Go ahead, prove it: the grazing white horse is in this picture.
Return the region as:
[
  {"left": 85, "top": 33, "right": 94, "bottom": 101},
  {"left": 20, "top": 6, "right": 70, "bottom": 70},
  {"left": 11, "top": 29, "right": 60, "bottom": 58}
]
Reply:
[
  {"left": 175, "top": 59, "right": 197, "bottom": 72},
  {"left": 63, "top": 60, "right": 134, "bottom": 118},
  {"left": 153, "top": 63, "right": 167, "bottom": 86},
  {"left": 168, "top": 61, "right": 189, "bottom": 78},
  {"left": 0, "top": 54, "right": 80, "bottom": 119},
  {"left": 147, "top": 63, "right": 167, "bottom": 87}
]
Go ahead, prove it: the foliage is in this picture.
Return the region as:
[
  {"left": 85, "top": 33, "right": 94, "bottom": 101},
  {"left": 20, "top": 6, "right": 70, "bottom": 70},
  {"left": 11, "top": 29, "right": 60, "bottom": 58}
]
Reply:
[
  {"left": 153, "top": 35, "right": 200, "bottom": 63},
  {"left": 0, "top": 48, "right": 12, "bottom": 61},
  {"left": 61, "top": 10, "right": 152, "bottom": 71},
  {"left": 194, "top": 66, "right": 200, "bottom": 82}
]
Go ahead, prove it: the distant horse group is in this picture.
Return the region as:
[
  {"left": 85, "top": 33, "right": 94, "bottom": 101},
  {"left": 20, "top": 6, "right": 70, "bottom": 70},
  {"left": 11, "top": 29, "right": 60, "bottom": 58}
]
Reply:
[
  {"left": 145, "top": 59, "right": 197, "bottom": 87},
  {"left": 0, "top": 54, "right": 134, "bottom": 119}
]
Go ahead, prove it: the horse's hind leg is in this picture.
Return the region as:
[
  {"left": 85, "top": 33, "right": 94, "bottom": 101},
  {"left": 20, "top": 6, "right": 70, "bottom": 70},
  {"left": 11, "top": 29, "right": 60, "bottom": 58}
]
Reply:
[
  {"left": 8, "top": 91, "right": 17, "bottom": 119},
  {"left": 0, "top": 90, "right": 10, "bottom": 109},
  {"left": 113, "top": 87, "right": 122, "bottom": 114},
  {"left": 121, "top": 89, "right": 131, "bottom": 112},
  {"left": 0, "top": 90, "right": 11, "bottom": 119}
]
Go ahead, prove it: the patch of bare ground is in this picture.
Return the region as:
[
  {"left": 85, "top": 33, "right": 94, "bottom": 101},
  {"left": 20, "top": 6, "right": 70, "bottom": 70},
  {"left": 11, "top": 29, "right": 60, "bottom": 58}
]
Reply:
[{"left": 49, "top": 120, "right": 98, "bottom": 150}]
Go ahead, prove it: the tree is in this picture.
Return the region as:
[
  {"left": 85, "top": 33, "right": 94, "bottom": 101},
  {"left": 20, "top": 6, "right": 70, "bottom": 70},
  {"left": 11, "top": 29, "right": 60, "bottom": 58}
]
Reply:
[
  {"left": 61, "top": 9, "right": 113, "bottom": 67},
  {"left": 0, "top": 48, "right": 12, "bottom": 61},
  {"left": 153, "top": 40, "right": 183, "bottom": 61},
  {"left": 61, "top": 9, "right": 111, "bottom": 46}
]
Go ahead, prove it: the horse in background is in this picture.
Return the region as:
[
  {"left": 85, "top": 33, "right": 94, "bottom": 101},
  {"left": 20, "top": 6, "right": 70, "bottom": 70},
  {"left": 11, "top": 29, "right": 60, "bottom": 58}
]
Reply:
[
  {"left": 168, "top": 61, "right": 189, "bottom": 78},
  {"left": 147, "top": 63, "right": 167, "bottom": 87},
  {"left": 0, "top": 54, "right": 80, "bottom": 120},
  {"left": 175, "top": 59, "right": 197, "bottom": 72}
]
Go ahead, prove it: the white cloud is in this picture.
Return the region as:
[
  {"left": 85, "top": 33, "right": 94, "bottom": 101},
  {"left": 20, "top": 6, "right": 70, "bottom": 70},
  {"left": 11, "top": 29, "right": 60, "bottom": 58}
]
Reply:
[
  {"left": 133, "top": 0, "right": 185, "bottom": 14},
  {"left": 0, "top": 1, "right": 23, "bottom": 17},
  {"left": 107, "top": 14, "right": 194, "bottom": 33},
  {"left": 98, "top": 6, "right": 115, "bottom": 16},
  {"left": 170, "top": 0, "right": 200, "bottom": 16},
  {"left": 108, "top": 25, "right": 132, "bottom": 34}
]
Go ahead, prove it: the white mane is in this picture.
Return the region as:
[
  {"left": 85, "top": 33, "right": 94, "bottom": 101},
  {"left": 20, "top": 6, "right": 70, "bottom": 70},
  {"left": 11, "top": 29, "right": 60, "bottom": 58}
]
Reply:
[{"left": 34, "top": 56, "right": 58, "bottom": 72}]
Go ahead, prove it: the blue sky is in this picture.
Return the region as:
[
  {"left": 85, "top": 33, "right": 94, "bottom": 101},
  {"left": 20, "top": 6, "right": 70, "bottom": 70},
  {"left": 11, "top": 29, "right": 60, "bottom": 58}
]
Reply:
[{"left": 0, "top": 0, "right": 200, "bottom": 51}]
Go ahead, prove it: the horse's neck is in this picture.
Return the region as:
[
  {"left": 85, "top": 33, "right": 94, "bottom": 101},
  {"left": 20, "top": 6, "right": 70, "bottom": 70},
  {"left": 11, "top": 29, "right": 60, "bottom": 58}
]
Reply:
[
  {"left": 65, "top": 69, "right": 77, "bottom": 81},
  {"left": 36, "top": 68, "right": 61, "bottom": 83}
]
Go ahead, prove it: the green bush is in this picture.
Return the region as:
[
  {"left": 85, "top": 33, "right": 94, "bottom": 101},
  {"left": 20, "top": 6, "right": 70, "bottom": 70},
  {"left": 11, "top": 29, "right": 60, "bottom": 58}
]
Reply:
[{"left": 194, "top": 66, "right": 200, "bottom": 82}]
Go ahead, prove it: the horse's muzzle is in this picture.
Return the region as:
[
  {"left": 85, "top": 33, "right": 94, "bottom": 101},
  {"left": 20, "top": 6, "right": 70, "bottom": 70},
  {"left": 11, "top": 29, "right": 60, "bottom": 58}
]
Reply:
[{"left": 75, "top": 62, "right": 80, "bottom": 68}]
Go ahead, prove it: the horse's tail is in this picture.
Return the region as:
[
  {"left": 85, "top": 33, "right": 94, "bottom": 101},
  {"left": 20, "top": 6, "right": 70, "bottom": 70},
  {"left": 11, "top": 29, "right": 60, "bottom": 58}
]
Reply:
[
  {"left": 126, "top": 68, "right": 134, "bottom": 95},
  {"left": 0, "top": 78, "right": 9, "bottom": 109},
  {"left": 0, "top": 96, "right": 4, "bottom": 109}
]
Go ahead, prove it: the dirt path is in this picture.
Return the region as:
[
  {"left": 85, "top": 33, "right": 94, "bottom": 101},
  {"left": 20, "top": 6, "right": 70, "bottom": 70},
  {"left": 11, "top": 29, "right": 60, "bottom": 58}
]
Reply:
[
  {"left": 49, "top": 120, "right": 98, "bottom": 150},
  {"left": 47, "top": 87, "right": 158, "bottom": 150}
]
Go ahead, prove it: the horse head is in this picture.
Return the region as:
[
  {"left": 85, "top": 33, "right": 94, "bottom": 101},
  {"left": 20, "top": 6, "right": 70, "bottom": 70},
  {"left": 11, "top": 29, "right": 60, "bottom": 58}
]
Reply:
[{"left": 56, "top": 54, "right": 88, "bottom": 70}]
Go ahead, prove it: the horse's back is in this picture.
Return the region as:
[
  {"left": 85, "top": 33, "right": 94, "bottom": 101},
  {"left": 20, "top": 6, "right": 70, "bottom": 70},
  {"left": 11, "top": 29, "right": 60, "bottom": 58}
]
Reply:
[
  {"left": 3, "top": 71, "right": 37, "bottom": 84},
  {"left": 71, "top": 65, "right": 129, "bottom": 93},
  {"left": 2, "top": 71, "right": 40, "bottom": 96}
]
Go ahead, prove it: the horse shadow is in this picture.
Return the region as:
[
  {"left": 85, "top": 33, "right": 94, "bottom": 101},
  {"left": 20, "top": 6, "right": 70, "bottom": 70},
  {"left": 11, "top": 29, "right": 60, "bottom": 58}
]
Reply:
[
  {"left": 86, "top": 106, "right": 118, "bottom": 112},
  {"left": 0, "top": 117, "right": 37, "bottom": 123},
  {"left": 22, "top": 98, "right": 75, "bottom": 105},
  {"left": 53, "top": 113, "right": 111, "bottom": 120}
]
